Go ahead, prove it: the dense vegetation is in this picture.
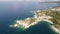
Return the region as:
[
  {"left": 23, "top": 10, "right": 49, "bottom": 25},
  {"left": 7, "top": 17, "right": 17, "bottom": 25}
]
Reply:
[{"left": 41, "top": 9, "right": 60, "bottom": 28}]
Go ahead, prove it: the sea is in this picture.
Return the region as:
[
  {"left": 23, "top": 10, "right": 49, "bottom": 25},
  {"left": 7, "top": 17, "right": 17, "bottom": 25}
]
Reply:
[{"left": 0, "top": 1, "right": 60, "bottom": 34}]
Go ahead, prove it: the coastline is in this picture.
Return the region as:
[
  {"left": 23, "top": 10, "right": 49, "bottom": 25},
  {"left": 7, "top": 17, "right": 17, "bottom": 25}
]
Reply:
[
  {"left": 10, "top": 10, "right": 53, "bottom": 29},
  {"left": 10, "top": 6, "right": 60, "bottom": 34},
  {"left": 50, "top": 25, "right": 60, "bottom": 34}
]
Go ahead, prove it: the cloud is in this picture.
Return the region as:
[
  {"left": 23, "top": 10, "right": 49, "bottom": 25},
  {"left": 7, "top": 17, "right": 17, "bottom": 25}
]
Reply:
[
  {"left": 0, "top": 0, "right": 21, "bottom": 1},
  {"left": 0, "top": 0, "right": 59, "bottom": 1},
  {"left": 52, "top": 0, "right": 60, "bottom": 1},
  {"left": 0, "top": 0, "right": 45, "bottom": 1}
]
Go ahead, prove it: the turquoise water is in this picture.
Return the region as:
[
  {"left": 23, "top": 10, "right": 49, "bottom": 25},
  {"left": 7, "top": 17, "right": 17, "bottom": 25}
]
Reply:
[
  {"left": 22, "top": 21, "right": 57, "bottom": 34},
  {"left": 0, "top": 2, "right": 59, "bottom": 34},
  {"left": 11, "top": 21, "right": 57, "bottom": 34}
]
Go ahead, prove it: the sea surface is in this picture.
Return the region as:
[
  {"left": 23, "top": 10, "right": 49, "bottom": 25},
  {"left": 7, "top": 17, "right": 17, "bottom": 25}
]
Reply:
[{"left": 0, "top": 1, "right": 59, "bottom": 34}]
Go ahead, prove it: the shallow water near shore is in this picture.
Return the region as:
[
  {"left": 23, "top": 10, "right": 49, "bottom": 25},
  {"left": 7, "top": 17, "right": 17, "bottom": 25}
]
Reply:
[
  {"left": 0, "top": 2, "right": 59, "bottom": 34},
  {"left": 11, "top": 21, "right": 57, "bottom": 34}
]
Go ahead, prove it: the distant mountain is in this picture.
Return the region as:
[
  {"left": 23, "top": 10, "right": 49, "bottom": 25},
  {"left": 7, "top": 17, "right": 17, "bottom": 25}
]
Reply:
[{"left": 40, "top": 1, "right": 60, "bottom": 3}]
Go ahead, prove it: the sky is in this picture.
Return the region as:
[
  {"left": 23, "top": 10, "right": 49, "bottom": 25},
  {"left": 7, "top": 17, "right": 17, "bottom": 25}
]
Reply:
[{"left": 0, "top": 0, "right": 60, "bottom": 2}]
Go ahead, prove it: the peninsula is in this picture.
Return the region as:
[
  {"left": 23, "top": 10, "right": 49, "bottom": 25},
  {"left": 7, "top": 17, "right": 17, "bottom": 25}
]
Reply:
[{"left": 10, "top": 6, "right": 60, "bottom": 34}]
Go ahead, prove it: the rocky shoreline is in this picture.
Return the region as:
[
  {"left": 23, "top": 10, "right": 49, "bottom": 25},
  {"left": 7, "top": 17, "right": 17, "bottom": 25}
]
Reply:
[{"left": 10, "top": 6, "right": 60, "bottom": 34}]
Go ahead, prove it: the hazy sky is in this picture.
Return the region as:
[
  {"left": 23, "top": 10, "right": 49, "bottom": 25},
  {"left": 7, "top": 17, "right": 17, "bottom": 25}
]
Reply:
[{"left": 0, "top": 0, "right": 60, "bottom": 1}]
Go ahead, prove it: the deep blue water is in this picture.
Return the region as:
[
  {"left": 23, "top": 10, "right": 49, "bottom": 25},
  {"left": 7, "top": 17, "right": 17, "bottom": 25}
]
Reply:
[{"left": 0, "top": 2, "right": 59, "bottom": 34}]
